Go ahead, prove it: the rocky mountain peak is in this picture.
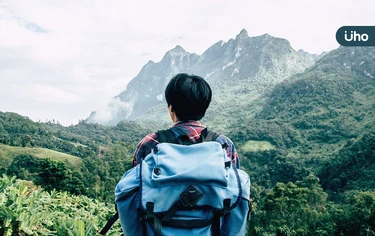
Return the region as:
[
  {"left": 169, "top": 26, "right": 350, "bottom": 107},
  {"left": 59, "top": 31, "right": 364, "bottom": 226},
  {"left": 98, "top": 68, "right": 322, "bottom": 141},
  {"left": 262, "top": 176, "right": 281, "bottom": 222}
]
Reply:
[
  {"left": 236, "top": 29, "right": 249, "bottom": 39},
  {"left": 256, "top": 33, "right": 279, "bottom": 43},
  {"left": 167, "top": 45, "right": 188, "bottom": 56}
]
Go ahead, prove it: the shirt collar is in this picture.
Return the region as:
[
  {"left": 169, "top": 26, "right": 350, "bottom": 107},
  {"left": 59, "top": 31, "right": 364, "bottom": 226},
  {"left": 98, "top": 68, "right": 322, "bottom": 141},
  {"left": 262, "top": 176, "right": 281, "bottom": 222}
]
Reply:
[{"left": 172, "top": 120, "right": 204, "bottom": 127}]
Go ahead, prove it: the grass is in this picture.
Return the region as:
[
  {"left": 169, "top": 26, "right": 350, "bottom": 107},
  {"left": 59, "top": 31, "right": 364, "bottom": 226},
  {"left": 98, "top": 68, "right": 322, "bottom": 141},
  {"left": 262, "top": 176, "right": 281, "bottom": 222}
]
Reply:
[
  {"left": 240, "top": 140, "right": 276, "bottom": 152},
  {"left": 54, "top": 136, "right": 88, "bottom": 148},
  {"left": 0, "top": 144, "right": 82, "bottom": 170}
]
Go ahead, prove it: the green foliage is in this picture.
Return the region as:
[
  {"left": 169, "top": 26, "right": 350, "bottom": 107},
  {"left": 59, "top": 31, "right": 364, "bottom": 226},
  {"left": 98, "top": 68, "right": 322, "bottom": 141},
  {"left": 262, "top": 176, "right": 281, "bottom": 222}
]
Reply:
[
  {"left": 0, "top": 111, "right": 148, "bottom": 203},
  {"left": 240, "top": 149, "right": 309, "bottom": 190},
  {"left": 329, "top": 191, "right": 375, "bottom": 235},
  {"left": 238, "top": 47, "right": 375, "bottom": 235},
  {"left": 0, "top": 112, "right": 151, "bottom": 160},
  {"left": 249, "top": 174, "right": 331, "bottom": 235},
  {"left": 7, "top": 155, "right": 86, "bottom": 195},
  {"left": 0, "top": 144, "right": 82, "bottom": 170},
  {"left": 0, "top": 175, "right": 121, "bottom": 235},
  {"left": 319, "top": 130, "right": 375, "bottom": 195},
  {"left": 229, "top": 120, "right": 301, "bottom": 149},
  {"left": 251, "top": 47, "right": 375, "bottom": 160},
  {"left": 80, "top": 143, "right": 133, "bottom": 202},
  {"left": 0, "top": 112, "right": 95, "bottom": 158},
  {"left": 44, "top": 119, "right": 151, "bottom": 147},
  {"left": 240, "top": 140, "right": 275, "bottom": 153}
]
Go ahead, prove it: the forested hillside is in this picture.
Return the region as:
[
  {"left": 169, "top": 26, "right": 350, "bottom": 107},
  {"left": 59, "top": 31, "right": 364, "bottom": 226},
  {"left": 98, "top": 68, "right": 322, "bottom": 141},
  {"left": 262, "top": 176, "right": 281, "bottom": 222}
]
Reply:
[
  {"left": 0, "top": 112, "right": 152, "bottom": 202},
  {"left": 228, "top": 46, "right": 375, "bottom": 235}
]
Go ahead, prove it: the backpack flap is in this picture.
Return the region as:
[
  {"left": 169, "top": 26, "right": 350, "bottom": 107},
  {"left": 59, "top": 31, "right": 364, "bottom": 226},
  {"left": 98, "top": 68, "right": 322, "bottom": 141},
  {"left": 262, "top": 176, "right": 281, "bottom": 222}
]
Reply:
[
  {"left": 140, "top": 141, "right": 242, "bottom": 213},
  {"left": 148, "top": 142, "right": 229, "bottom": 187}
]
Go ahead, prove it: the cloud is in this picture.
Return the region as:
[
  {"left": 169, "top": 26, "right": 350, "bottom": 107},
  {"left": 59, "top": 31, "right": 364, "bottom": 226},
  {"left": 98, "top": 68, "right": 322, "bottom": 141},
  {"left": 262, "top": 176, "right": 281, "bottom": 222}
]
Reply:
[
  {"left": 90, "top": 97, "right": 133, "bottom": 124},
  {"left": 34, "top": 85, "right": 80, "bottom": 103},
  {"left": 0, "top": 0, "right": 374, "bottom": 125}
]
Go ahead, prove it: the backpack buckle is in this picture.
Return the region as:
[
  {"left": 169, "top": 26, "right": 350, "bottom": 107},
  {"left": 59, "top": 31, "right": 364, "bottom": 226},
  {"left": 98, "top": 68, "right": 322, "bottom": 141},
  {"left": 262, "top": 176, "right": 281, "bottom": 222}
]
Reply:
[
  {"left": 222, "top": 198, "right": 231, "bottom": 216},
  {"left": 140, "top": 202, "right": 155, "bottom": 222}
]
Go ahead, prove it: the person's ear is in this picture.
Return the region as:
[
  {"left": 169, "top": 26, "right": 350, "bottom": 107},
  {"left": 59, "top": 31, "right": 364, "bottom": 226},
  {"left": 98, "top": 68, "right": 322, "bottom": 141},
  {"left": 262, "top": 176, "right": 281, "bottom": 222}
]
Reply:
[{"left": 168, "top": 105, "right": 178, "bottom": 123}]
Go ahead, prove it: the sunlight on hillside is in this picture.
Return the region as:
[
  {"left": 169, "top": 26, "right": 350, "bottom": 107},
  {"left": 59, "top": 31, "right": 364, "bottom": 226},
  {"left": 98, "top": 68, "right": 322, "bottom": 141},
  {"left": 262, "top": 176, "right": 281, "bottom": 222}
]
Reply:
[
  {"left": 0, "top": 144, "right": 82, "bottom": 169},
  {"left": 240, "top": 140, "right": 275, "bottom": 152}
]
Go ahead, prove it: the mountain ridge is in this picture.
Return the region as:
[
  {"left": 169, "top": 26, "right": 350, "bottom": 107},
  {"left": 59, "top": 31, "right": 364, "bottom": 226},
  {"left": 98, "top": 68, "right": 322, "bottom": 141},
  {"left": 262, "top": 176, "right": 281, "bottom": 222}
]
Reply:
[{"left": 87, "top": 29, "right": 319, "bottom": 126}]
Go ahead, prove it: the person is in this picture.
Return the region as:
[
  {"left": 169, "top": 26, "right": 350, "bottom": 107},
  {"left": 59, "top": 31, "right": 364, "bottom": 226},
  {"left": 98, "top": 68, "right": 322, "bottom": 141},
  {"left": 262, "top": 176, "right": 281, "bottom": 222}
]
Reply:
[
  {"left": 132, "top": 73, "right": 239, "bottom": 169},
  {"left": 99, "top": 73, "right": 248, "bottom": 236}
]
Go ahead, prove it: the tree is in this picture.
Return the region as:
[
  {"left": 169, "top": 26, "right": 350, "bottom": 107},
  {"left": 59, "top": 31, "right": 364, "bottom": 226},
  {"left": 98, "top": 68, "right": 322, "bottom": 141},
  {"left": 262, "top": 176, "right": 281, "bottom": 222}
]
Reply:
[
  {"left": 34, "top": 158, "right": 85, "bottom": 195},
  {"left": 250, "top": 174, "right": 331, "bottom": 235},
  {"left": 333, "top": 191, "right": 375, "bottom": 235}
]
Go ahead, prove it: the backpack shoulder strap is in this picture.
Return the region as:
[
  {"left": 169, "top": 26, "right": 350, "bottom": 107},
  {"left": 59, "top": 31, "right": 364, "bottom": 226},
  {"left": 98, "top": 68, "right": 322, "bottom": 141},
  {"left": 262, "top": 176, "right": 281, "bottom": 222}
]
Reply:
[
  {"left": 157, "top": 130, "right": 176, "bottom": 143},
  {"left": 203, "top": 129, "right": 229, "bottom": 150},
  {"left": 99, "top": 208, "right": 119, "bottom": 235},
  {"left": 203, "top": 130, "right": 220, "bottom": 142},
  {"left": 157, "top": 128, "right": 220, "bottom": 144}
]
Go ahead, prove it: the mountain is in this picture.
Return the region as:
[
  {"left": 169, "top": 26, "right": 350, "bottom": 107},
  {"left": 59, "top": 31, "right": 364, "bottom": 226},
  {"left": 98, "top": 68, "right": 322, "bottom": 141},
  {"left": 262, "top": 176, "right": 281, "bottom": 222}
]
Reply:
[
  {"left": 86, "top": 29, "right": 318, "bottom": 127},
  {"left": 86, "top": 45, "right": 199, "bottom": 126},
  {"left": 229, "top": 46, "right": 375, "bottom": 160},
  {"left": 259, "top": 46, "right": 375, "bottom": 143}
]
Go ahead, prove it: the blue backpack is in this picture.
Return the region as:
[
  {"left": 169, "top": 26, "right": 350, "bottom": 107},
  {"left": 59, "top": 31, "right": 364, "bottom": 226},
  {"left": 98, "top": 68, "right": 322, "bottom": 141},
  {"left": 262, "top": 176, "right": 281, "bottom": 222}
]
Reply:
[{"left": 101, "top": 129, "right": 250, "bottom": 236}]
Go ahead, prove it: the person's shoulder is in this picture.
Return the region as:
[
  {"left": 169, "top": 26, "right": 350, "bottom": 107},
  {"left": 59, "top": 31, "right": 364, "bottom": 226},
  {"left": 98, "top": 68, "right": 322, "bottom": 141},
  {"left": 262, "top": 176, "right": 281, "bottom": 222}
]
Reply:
[
  {"left": 136, "top": 132, "right": 160, "bottom": 148},
  {"left": 207, "top": 130, "right": 235, "bottom": 146},
  {"left": 216, "top": 134, "right": 235, "bottom": 144}
]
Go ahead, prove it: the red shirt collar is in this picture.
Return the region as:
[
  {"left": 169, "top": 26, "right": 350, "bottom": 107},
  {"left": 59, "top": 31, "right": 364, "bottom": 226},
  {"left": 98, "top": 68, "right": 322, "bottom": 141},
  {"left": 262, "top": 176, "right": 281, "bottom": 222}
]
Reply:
[{"left": 172, "top": 120, "right": 204, "bottom": 127}]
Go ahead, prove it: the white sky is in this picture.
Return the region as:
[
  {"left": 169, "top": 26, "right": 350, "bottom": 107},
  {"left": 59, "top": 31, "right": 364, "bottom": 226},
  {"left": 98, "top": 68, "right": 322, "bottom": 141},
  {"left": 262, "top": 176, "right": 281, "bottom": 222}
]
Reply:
[{"left": 0, "top": 0, "right": 374, "bottom": 126}]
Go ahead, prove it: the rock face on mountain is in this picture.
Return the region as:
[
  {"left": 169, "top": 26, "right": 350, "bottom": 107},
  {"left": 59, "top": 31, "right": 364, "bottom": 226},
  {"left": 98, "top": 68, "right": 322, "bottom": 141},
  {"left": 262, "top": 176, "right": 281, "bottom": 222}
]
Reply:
[{"left": 87, "top": 29, "right": 317, "bottom": 126}]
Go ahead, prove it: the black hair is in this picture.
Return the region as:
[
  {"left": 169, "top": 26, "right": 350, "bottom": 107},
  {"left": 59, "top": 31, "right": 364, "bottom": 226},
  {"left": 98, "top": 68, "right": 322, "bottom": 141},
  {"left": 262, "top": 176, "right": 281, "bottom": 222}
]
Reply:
[{"left": 165, "top": 73, "right": 212, "bottom": 121}]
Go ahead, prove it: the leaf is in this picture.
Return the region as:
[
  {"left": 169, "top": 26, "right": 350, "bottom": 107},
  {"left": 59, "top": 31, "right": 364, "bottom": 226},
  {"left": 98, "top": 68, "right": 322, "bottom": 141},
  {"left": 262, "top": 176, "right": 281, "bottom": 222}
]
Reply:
[
  {"left": 18, "top": 181, "right": 28, "bottom": 196},
  {"left": 4, "top": 207, "right": 16, "bottom": 219},
  {"left": 20, "top": 224, "right": 34, "bottom": 235},
  {"left": 75, "top": 219, "right": 85, "bottom": 236}
]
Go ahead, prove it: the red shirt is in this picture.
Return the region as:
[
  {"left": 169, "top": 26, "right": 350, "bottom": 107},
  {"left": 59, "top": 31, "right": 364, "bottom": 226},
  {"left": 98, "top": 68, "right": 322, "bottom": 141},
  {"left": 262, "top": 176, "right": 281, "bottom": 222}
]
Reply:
[{"left": 132, "top": 120, "right": 239, "bottom": 168}]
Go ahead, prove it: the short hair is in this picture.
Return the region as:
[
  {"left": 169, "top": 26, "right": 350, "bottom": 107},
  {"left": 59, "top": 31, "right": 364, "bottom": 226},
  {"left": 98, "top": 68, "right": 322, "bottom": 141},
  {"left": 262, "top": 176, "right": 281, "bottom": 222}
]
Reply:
[{"left": 165, "top": 73, "right": 212, "bottom": 121}]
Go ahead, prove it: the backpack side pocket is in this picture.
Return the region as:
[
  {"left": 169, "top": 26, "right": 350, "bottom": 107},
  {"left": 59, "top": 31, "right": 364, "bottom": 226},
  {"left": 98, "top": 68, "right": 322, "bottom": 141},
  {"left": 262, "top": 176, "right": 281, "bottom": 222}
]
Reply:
[{"left": 115, "top": 166, "right": 143, "bottom": 235}]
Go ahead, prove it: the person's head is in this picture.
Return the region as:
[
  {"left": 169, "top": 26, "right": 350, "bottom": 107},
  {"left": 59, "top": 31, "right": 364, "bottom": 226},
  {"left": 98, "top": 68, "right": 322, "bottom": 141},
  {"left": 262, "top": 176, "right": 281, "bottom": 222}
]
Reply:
[{"left": 165, "top": 73, "right": 212, "bottom": 122}]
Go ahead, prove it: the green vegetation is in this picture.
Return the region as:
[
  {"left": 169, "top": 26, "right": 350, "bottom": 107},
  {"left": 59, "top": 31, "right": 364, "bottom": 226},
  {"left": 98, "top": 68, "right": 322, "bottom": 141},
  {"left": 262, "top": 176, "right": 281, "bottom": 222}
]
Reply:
[
  {"left": 240, "top": 140, "right": 275, "bottom": 152},
  {"left": 0, "top": 144, "right": 82, "bottom": 170},
  {"left": 250, "top": 174, "right": 375, "bottom": 235},
  {"left": 6, "top": 155, "right": 86, "bottom": 195},
  {"left": 318, "top": 131, "right": 375, "bottom": 195},
  {"left": 0, "top": 175, "right": 121, "bottom": 235},
  {"left": 0, "top": 111, "right": 148, "bottom": 202},
  {"left": 0, "top": 46, "right": 375, "bottom": 235},
  {"left": 234, "top": 47, "right": 375, "bottom": 235}
]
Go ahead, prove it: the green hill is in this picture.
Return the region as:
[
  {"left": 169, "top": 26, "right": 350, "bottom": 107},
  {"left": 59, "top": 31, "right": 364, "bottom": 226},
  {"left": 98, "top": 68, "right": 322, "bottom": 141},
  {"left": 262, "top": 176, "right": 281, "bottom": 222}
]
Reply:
[
  {"left": 0, "top": 144, "right": 82, "bottom": 170},
  {"left": 230, "top": 46, "right": 375, "bottom": 155},
  {"left": 227, "top": 46, "right": 375, "bottom": 193},
  {"left": 229, "top": 46, "right": 375, "bottom": 235},
  {"left": 0, "top": 111, "right": 143, "bottom": 202}
]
